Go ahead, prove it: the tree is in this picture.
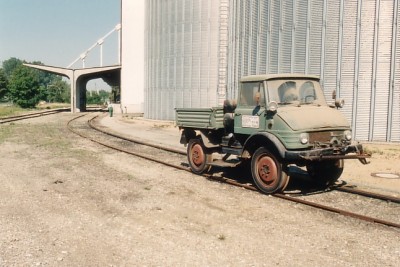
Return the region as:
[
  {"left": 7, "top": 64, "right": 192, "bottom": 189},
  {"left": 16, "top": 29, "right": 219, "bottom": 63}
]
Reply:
[
  {"left": 2, "top": 57, "right": 71, "bottom": 106},
  {"left": 2, "top": 58, "right": 59, "bottom": 103},
  {"left": 47, "top": 77, "right": 70, "bottom": 103},
  {"left": 2, "top": 57, "right": 23, "bottom": 79},
  {"left": 61, "top": 81, "right": 71, "bottom": 103},
  {"left": 111, "top": 86, "right": 120, "bottom": 103},
  {"left": 86, "top": 91, "right": 101, "bottom": 105},
  {"left": 8, "top": 65, "right": 41, "bottom": 108},
  {"left": 86, "top": 90, "right": 110, "bottom": 105},
  {"left": 0, "top": 68, "right": 8, "bottom": 100},
  {"left": 30, "top": 61, "right": 58, "bottom": 102},
  {"left": 98, "top": 90, "right": 110, "bottom": 103}
]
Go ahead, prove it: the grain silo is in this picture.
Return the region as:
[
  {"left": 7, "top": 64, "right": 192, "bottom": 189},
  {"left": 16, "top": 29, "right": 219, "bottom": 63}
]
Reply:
[{"left": 145, "top": 0, "right": 229, "bottom": 120}]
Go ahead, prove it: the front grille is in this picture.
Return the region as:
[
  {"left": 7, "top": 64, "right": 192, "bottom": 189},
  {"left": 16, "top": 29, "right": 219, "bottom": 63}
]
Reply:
[{"left": 309, "top": 131, "right": 343, "bottom": 144}]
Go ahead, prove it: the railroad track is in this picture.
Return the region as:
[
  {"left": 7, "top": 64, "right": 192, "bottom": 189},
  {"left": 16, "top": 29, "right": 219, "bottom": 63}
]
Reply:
[
  {"left": 0, "top": 108, "right": 70, "bottom": 124},
  {"left": 68, "top": 112, "right": 400, "bottom": 230},
  {"left": 332, "top": 184, "right": 400, "bottom": 204},
  {"left": 0, "top": 106, "right": 104, "bottom": 125}
]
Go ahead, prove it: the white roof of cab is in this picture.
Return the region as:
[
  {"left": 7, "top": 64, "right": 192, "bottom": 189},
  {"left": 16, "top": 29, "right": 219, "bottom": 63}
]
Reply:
[{"left": 240, "top": 73, "right": 320, "bottom": 82}]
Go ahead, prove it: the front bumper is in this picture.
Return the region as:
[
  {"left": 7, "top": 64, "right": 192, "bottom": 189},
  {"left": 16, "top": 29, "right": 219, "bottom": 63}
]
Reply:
[{"left": 285, "top": 143, "right": 371, "bottom": 164}]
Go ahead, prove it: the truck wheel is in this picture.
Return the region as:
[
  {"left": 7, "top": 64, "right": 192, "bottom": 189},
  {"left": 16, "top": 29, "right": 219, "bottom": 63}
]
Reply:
[
  {"left": 187, "top": 139, "right": 212, "bottom": 174},
  {"left": 306, "top": 159, "right": 344, "bottom": 186},
  {"left": 251, "top": 147, "right": 289, "bottom": 194}
]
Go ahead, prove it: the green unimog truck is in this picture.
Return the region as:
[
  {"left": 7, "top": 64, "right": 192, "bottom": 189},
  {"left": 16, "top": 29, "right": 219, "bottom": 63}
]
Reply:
[{"left": 175, "top": 74, "right": 370, "bottom": 194}]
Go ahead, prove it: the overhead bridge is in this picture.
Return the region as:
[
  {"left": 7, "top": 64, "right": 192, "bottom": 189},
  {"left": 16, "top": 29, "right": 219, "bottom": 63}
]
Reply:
[
  {"left": 25, "top": 64, "right": 121, "bottom": 112},
  {"left": 24, "top": 24, "right": 122, "bottom": 112}
]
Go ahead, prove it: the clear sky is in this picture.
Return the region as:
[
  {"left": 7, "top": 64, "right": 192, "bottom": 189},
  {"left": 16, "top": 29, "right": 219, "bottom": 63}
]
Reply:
[{"left": 0, "top": 0, "right": 121, "bottom": 69}]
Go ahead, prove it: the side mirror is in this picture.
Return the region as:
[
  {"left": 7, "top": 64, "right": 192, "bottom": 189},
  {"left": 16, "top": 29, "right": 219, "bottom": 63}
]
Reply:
[
  {"left": 335, "top": 98, "right": 345, "bottom": 108},
  {"left": 332, "top": 90, "right": 344, "bottom": 109}
]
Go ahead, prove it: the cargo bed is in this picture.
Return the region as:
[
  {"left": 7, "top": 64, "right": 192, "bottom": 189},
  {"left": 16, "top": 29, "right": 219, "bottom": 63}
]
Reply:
[{"left": 175, "top": 107, "right": 224, "bottom": 130}]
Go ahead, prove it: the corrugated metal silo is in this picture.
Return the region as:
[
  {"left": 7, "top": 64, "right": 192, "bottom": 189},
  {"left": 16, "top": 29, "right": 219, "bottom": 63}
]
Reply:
[
  {"left": 145, "top": 0, "right": 399, "bottom": 142},
  {"left": 226, "top": 0, "right": 400, "bottom": 142},
  {"left": 145, "top": 0, "right": 229, "bottom": 120}
]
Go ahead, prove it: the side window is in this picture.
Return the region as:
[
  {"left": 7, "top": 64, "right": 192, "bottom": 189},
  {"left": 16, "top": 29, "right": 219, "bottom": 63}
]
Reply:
[{"left": 239, "top": 82, "right": 265, "bottom": 106}]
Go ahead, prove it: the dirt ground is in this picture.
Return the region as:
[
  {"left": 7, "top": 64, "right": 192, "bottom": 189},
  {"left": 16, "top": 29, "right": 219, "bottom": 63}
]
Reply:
[{"left": 0, "top": 113, "right": 399, "bottom": 266}]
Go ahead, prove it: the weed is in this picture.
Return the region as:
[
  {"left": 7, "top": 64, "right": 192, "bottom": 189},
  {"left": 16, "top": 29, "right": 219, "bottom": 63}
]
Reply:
[
  {"left": 363, "top": 146, "right": 383, "bottom": 155},
  {"left": 126, "top": 174, "right": 139, "bottom": 181},
  {"left": 217, "top": 234, "right": 226, "bottom": 241}
]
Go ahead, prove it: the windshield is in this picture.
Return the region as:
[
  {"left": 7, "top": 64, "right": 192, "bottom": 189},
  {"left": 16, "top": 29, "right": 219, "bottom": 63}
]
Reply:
[{"left": 266, "top": 79, "right": 327, "bottom": 106}]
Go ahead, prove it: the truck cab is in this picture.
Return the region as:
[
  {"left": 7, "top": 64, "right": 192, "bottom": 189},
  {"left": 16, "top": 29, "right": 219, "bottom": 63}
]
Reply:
[
  {"left": 176, "top": 74, "right": 370, "bottom": 194},
  {"left": 233, "top": 75, "right": 350, "bottom": 147}
]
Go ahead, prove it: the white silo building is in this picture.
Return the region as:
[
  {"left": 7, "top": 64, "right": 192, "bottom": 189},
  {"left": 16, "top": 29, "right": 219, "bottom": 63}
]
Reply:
[{"left": 142, "top": 0, "right": 400, "bottom": 142}]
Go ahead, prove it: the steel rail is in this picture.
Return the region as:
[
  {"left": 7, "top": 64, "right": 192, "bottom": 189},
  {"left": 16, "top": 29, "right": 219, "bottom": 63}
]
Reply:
[
  {"left": 273, "top": 194, "right": 400, "bottom": 228},
  {"left": 333, "top": 185, "right": 400, "bottom": 204},
  {"left": 0, "top": 108, "right": 69, "bottom": 124},
  {"left": 87, "top": 113, "right": 186, "bottom": 155},
  {"left": 67, "top": 113, "right": 188, "bottom": 171},
  {"left": 205, "top": 175, "right": 400, "bottom": 229},
  {"left": 68, "top": 113, "right": 400, "bottom": 230}
]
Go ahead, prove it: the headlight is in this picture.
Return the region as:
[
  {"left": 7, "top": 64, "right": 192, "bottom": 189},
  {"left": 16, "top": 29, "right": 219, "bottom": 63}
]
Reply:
[
  {"left": 299, "top": 133, "right": 309, "bottom": 145},
  {"left": 267, "top": 101, "right": 278, "bottom": 112},
  {"left": 344, "top": 130, "right": 352, "bottom": 141}
]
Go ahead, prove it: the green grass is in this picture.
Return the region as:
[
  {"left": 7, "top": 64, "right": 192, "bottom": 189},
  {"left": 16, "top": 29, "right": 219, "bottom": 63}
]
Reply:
[
  {"left": 1, "top": 122, "right": 93, "bottom": 160},
  {"left": 29, "top": 124, "right": 91, "bottom": 158},
  {"left": 0, "top": 105, "right": 27, "bottom": 117},
  {"left": 0, "top": 103, "right": 69, "bottom": 118},
  {"left": 37, "top": 102, "right": 69, "bottom": 110}
]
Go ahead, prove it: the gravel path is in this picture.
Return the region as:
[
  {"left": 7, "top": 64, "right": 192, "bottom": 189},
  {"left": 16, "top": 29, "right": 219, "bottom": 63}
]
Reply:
[{"left": 0, "top": 113, "right": 398, "bottom": 266}]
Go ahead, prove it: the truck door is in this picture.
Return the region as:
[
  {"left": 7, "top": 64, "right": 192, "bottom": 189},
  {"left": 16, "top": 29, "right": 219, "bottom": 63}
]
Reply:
[{"left": 234, "top": 81, "right": 267, "bottom": 135}]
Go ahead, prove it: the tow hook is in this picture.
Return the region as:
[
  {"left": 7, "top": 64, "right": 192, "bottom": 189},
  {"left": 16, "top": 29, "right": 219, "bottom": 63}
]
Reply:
[{"left": 358, "top": 157, "right": 370, "bottom": 165}]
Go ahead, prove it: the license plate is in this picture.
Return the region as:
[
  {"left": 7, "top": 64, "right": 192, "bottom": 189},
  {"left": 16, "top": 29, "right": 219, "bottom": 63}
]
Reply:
[{"left": 242, "top": 115, "right": 259, "bottom": 128}]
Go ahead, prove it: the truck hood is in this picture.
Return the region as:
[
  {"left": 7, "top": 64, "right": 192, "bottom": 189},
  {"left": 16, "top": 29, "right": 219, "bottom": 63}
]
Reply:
[{"left": 277, "top": 105, "right": 350, "bottom": 131}]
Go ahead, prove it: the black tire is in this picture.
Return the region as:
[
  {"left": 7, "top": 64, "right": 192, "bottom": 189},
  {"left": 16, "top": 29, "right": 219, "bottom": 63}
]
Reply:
[
  {"left": 306, "top": 159, "right": 344, "bottom": 186},
  {"left": 251, "top": 147, "right": 289, "bottom": 194},
  {"left": 187, "top": 139, "right": 212, "bottom": 174}
]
